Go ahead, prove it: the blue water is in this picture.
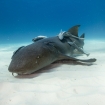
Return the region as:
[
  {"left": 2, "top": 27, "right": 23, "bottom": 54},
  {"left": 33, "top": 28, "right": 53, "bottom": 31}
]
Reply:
[{"left": 0, "top": 0, "right": 105, "bottom": 44}]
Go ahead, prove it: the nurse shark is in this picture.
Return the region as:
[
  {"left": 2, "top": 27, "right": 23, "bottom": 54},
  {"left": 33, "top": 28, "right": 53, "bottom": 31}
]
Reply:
[{"left": 8, "top": 25, "right": 96, "bottom": 75}]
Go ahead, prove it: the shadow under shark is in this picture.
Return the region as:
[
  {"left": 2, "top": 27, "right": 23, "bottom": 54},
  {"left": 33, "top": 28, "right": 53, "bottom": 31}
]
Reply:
[{"left": 8, "top": 25, "right": 96, "bottom": 75}]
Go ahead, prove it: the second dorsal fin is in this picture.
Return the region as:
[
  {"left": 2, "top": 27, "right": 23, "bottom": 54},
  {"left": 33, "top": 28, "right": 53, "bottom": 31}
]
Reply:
[{"left": 80, "top": 33, "right": 85, "bottom": 38}]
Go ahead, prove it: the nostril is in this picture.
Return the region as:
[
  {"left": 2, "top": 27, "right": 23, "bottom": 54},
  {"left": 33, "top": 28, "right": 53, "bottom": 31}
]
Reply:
[
  {"left": 8, "top": 65, "right": 14, "bottom": 72},
  {"left": 8, "top": 65, "right": 11, "bottom": 71},
  {"left": 8, "top": 62, "right": 18, "bottom": 72}
]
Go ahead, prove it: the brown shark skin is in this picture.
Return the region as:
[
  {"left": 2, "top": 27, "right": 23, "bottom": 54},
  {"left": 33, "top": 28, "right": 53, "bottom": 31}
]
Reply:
[
  {"left": 8, "top": 25, "right": 96, "bottom": 75},
  {"left": 8, "top": 37, "right": 73, "bottom": 74}
]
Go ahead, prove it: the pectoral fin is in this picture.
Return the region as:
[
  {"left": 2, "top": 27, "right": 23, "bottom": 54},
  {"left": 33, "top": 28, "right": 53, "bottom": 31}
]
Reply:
[
  {"left": 58, "top": 53, "right": 96, "bottom": 63},
  {"left": 68, "top": 42, "right": 90, "bottom": 56},
  {"left": 44, "top": 41, "right": 96, "bottom": 63},
  {"left": 12, "top": 46, "right": 25, "bottom": 59}
]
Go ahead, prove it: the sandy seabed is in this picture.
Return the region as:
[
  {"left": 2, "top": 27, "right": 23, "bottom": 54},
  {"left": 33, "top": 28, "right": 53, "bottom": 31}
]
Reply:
[{"left": 0, "top": 40, "right": 105, "bottom": 105}]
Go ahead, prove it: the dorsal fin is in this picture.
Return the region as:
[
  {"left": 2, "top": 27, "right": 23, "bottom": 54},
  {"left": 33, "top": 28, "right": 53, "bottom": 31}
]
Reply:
[
  {"left": 67, "top": 25, "right": 80, "bottom": 37},
  {"left": 80, "top": 33, "right": 85, "bottom": 38}
]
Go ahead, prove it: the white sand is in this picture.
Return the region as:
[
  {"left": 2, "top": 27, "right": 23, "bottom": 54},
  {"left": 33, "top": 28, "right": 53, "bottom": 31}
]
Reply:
[{"left": 0, "top": 40, "right": 105, "bottom": 105}]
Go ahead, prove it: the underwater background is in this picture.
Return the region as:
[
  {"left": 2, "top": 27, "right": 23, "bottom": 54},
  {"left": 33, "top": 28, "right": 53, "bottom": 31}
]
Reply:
[{"left": 0, "top": 0, "right": 105, "bottom": 44}]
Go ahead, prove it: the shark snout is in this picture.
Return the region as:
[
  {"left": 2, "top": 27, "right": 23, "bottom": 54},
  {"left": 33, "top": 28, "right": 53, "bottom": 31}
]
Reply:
[
  {"left": 8, "top": 59, "right": 27, "bottom": 74},
  {"left": 8, "top": 63, "right": 22, "bottom": 73},
  {"left": 8, "top": 64, "right": 30, "bottom": 75},
  {"left": 8, "top": 58, "right": 38, "bottom": 74}
]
